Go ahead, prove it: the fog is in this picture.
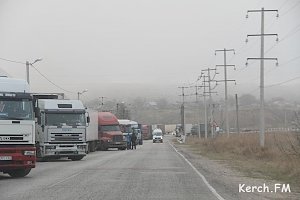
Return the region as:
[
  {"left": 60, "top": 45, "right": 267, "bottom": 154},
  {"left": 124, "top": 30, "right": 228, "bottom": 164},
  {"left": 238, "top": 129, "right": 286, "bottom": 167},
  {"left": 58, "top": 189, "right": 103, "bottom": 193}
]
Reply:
[{"left": 0, "top": 0, "right": 299, "bottom": 102}]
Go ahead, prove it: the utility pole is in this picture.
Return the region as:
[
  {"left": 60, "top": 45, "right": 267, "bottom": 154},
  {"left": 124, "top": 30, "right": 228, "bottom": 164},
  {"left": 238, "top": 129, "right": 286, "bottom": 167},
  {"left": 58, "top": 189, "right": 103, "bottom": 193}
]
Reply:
[
  {"left": 215, "top": 48, "right": 236, "bottom": 137},
  {"left": 25, "top": 59, "right": 42, "bottom": 85},
  {"left": 190, "top": 85, "right": 203, "bottom": 138},
  {"left": 26, "top": 61, "right": 30, "bottom": 84},
  {"left": 235, "top": 94, "right": 240, "bottom": 134},
  {"left": 202, "top": 68, "right": 217, "bottom": 138},
  {"left": 246, "top": 8, "right": 279, "bottom": 148},
  {"left": 202, "top": 76, "right": 209, "bottom": 139},
  {"left": 99, "top": 96, "right": 107, "bottom": 111},
  {"left": 178, "top": 86, "right": 189, "bottom": 142}
]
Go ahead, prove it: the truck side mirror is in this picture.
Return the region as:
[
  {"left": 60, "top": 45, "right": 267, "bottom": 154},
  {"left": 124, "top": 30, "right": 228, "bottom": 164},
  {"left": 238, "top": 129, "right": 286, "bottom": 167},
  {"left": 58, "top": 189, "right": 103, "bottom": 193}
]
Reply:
[{"left": 87, "top": 116, "right": 90, "bottom": 123}]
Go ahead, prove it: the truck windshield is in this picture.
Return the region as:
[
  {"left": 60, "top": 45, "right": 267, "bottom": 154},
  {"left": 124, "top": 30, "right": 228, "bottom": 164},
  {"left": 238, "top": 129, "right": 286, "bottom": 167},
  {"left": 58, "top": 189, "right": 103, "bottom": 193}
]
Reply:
[
  {"left": 101, "top": 125, "right": 120, "bottom": 132},
  {"left": 0, "top": 99, "right": 33, "bottom": 120},
  {"left": 154, "top": 132, "right": 162, "bottom": 136},
  {"left": 46, "top": 113, "right": 86, "bottom": 126}
]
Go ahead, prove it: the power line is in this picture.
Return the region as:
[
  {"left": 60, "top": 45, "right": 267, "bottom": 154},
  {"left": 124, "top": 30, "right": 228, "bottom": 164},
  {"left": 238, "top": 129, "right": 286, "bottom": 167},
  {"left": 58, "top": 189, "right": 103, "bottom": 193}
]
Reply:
[
  {"left": 264, "top": 23, "right": 300, "bottom": 55},
  {"left": 265, "top": 76, "right": 300, "bottom": 88},
  {"left": 0, "top": 56, "right": 75, "bottom": 94},
  {"left": 30, "top": 64, "right": 75, "bottom": 94},
  {"left": 281, "top": 0, "right": 300, "bottom": 17},
  {"left": 0, "top": 57, "right": 25, "bottom": 65}
]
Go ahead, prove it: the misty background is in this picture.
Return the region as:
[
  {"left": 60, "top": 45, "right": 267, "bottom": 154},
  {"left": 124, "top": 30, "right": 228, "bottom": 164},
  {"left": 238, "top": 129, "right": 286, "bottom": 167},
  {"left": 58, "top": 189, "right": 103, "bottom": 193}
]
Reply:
[{"left": 0, "top": 0, "right": 299, "bottom": 105}]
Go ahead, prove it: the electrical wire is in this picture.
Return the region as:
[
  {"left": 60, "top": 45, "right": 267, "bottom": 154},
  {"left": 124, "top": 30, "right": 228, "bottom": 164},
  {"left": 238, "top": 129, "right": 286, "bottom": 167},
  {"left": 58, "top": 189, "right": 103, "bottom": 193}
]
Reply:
[
  {"left": 265, "top": 76, "right": 300, "bottom": 88},
  {"left": 30, "top": 64, "right": 75, "bottom": 94},
  {"left": 0, "top": 57, "right": 25, "bottom": 65},
  {"left": 281, "top": 0, "right": 300, "bottom": 17},
  {"left": 0, "top": 56, "right": 76, "bottom": 94}
]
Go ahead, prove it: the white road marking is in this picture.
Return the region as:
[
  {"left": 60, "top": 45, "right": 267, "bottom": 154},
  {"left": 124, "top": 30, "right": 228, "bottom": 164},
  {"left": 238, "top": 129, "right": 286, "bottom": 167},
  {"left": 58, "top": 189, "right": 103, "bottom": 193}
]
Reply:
[{"left": 169, "top": 142, "right": 226, "bottom": 200}]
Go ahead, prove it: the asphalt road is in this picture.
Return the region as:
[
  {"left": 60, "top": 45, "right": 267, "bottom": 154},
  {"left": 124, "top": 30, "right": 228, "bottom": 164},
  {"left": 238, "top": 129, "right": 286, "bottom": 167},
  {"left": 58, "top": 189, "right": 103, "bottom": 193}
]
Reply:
[{"left": 0, "top": 136, "right": 220, "bottom": 200}]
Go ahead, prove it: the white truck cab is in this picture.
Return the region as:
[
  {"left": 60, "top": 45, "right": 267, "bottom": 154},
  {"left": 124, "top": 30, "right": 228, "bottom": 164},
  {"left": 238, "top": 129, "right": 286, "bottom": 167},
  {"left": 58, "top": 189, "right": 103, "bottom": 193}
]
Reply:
[
  {"left": 0, "top": 77, "right": 36, "bottom": 177},
  {"left": 34, "top": 99, "right": 88, "bottom": 161}
]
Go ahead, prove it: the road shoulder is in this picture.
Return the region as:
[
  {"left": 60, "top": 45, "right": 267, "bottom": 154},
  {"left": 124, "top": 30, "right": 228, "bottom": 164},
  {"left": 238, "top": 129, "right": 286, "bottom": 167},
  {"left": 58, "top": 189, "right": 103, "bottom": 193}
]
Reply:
[{"left": 171, "top": 139, "right": 300, "bottom": 200}]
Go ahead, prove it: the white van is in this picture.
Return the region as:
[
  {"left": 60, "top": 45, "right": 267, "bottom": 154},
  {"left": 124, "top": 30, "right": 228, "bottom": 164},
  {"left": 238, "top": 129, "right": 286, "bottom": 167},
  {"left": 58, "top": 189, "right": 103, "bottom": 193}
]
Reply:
[{"left": 152, "top": 128, "right": 163, "bottom": 143}]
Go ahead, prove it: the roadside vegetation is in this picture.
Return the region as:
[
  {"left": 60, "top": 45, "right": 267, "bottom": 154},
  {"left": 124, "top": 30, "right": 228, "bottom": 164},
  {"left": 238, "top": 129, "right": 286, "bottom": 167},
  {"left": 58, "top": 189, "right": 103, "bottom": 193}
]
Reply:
[{"left": 184, "top": 132, "right": 300, "bottom": 190}]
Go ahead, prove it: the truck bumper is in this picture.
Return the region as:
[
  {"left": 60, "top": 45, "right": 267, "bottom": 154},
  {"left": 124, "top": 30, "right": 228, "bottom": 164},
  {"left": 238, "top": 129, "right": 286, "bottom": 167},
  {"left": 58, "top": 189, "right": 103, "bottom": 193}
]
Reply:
[
  {"left": 153, "top": 138, "right": 163, "bottom": 143},
  {"left": 108, "top": 141, "right": 127, "bottom": 149},
  {"left": 42, "top": 143, "right": 87, "bottom": 157},
  {"left": 0, "top": 146, "right": 36, "bottom": 170}
]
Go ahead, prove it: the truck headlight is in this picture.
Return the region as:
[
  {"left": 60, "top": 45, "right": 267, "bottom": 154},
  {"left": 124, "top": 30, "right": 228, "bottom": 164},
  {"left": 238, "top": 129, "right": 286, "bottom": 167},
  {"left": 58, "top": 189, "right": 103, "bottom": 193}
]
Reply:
[
  {"left": 24, "top": 151, "right": 35, "bottom": 156},
  {"left": 77, "top": 145, "right": 86, "bottom": 150}
]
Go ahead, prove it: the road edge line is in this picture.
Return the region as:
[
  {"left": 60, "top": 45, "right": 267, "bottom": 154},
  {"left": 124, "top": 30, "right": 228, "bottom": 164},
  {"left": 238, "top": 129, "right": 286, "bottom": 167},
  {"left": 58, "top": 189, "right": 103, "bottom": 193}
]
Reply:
[{"left": 169, "top": 141, "right": 226, "bottom": 200}]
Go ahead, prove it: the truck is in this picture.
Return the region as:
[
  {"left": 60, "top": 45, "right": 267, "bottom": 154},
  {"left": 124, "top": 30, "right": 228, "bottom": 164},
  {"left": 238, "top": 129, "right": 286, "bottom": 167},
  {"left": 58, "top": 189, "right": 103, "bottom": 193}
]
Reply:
[
  {"left": 141, "top": 124, "right": 152, "bottom": 140},
  {"left": 86, "top": 111, "right": 126, "bottom": 152},
  {"left": 34, "top": 98, "right": 88, "bottom": 161},
  {"left": 156, "top": 124, "right": 165, "bottom": 134},
  {"left": 0, "top": 77, "right": 36, "bottom": 177},
  {"left": 118, "top": 119, "right": 142, "bottom": 145}
]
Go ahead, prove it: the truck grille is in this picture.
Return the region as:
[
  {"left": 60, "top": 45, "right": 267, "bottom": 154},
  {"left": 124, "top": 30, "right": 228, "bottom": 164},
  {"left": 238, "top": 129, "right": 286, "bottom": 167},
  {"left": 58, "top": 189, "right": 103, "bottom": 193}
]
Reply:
[
  {"left": 50, "top": 132, "right": 84, "bottom": 143},
  {"left": 112, "top": 135, "right": 123, "bottom": 142}
]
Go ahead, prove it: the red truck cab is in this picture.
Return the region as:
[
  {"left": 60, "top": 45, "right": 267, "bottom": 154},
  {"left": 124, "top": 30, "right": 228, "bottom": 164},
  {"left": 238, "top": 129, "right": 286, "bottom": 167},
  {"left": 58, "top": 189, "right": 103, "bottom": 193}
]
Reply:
[{"left": 98, "top": 112, "right": 126, "bottom": 150}]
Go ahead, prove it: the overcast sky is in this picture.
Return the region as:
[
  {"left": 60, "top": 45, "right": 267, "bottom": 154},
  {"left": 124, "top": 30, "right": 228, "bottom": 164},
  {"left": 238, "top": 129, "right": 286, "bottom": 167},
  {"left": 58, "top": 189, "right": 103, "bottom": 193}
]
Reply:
[{"left": 0, "top": 0, "right": 299, "bottom": 102}]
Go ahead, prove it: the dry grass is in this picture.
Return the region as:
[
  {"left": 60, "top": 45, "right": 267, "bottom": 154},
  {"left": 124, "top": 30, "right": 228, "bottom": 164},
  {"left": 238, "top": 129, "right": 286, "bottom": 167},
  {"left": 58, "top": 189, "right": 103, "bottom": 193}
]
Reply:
[{"left": 185, "top": 132, "right": 300, "bottom": 190}]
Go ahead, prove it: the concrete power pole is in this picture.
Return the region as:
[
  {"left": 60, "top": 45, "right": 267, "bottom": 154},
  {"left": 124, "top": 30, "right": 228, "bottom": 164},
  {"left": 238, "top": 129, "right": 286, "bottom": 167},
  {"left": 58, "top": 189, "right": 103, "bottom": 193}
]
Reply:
[
  {"left": 202, "top": 68, "right": 217, "bottom": 138},
  {"left": 202, "top": 76, "right": 209, "bottom": 139},
  {"left": 178, "top": 86, "right": 189, "bottom": 142},
  {"left": 99, "top": 96, "right": 107, "bottom": 111},
  {"left": 190, "top": 85, "right": 202, "bottom": 138},
  {"left": 246, "top": 8, "right": 279, "bottom": 148},
  {"left": 26, "top": 61, "right": 30, "bottom": 84},
  {"left": 235, "top": 94, "right": 240, "bottom": 134},
  {"left": 215, "top": 48, "right": 236, "bottom": 137}
]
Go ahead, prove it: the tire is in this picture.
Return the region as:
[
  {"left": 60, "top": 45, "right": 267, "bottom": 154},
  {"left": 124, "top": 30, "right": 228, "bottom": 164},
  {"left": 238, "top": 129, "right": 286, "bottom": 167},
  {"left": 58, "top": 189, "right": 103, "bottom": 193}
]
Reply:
[
  {"left": 8, "top": 168, "right": 31, "bottom": 178},
  {"left": 161, "top": 140, "right": 163, "bottom": 143},
  {"left": 69, "top": 155, "right": 84, "bottom": 161},
  {"left": 88, "top": 142, "right": 96, "bottom": 153},
  {"left": 100, "top": 141, "right": 108, "bottom": 151},
  {"left": 37, "top": 157, "right": 49, "bottom": 162}
]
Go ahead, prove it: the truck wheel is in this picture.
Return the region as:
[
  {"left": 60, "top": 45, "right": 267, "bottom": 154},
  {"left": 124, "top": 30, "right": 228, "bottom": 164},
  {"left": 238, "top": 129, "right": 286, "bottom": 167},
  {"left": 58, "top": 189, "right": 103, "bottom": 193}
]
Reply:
[
  {"left": 100, "top": 141, "right": 108, "bottom": 151},
  {"left": 37, "top": 157, "right": 48, "bottom": 162},
  {"left": 90, "top": 142, "right": 96, "bottom": 152},
  {"left": 69, "top": 156, "right": 84, "bottom": 161},
  {"left": 8, "top": 168, "right": 31, "bottom": 178}
]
